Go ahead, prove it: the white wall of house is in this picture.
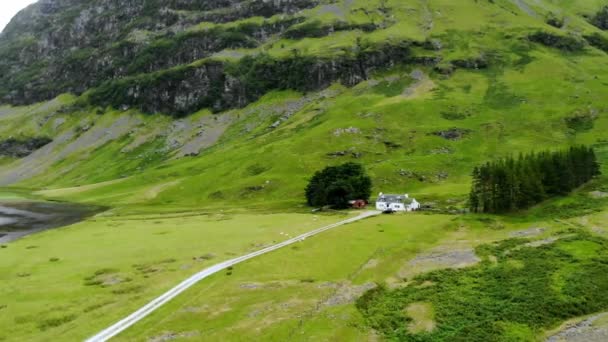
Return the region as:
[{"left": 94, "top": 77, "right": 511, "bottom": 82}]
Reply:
[{"left": 375, "top": 193, "right": 421, "bottom": 212}]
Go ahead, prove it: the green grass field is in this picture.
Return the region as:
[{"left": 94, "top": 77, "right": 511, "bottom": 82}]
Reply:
[
  {"left": 0, "top": 210, "right": 350, "bottom": 341},
  {"left": 1, "top": 0, "right": 608, "bottom": 341},
  {"left": 114, "top": 201, "right": 608, "bottom": 341}
]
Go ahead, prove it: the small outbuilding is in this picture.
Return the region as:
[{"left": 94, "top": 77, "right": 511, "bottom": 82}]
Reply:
[
  {"left": 349, "top": 199, "right": 368, "bottom": 209},
  {"left": 375, "top": 193, "right": 420, "bottom": 212}
]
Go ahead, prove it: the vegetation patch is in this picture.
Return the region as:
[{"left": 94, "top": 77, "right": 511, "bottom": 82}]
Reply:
[
  {"left": 87, "top": 41, "right": 412, "bottom": 116},
  {"left": 565, "top": 110, "right": 598, "bottom": 132},
  {"left": 528, "top": 32, "right": 586, "bottom": 52},
  {"left": 584, "top": 33, "right": 608, "bottom": 53},
  {"left": 283, "top": 20, "right": 377, "bottom": 39},
  {"left": 37, "top": 314, "right": 76, "bottom": 331},
  {"left": 83, "top": 268, "right": 129, "bottom": 287},
  {"left": 440, "top": 107, "right": 473, "bottom": 120},
  {"left": 546, "top": 13, "right": 565, "bottom": 28},
  {"left": 591, "top": 6, "right": 608, "bottom": 30},
  {"left": 357, "top": 233, "right": 608, "bottom": 341},
  {"left": 430, "top": 128, "right": 472, "bottom": 141},
  {"left": 133, "top": 258, "right": 177, "bottom": 275},
  {"left": 483, "top": 80, "right": 522, "bottom": 109},
  {"left": 305, "top": 162, "right": 372, "bottom": 209},
  {"left": 470, "top": 146, "right": 601, "bottom": 213},
  {"left": 527, "top": 189, "right": 608, "bottom": 219},
  {"left": 406, "top": 302, "right": 436, "bottom": 334}
]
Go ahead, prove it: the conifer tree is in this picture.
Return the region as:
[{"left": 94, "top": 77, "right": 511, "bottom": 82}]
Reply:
[{"left": 469, "top": 146, "right": 601, "bottom": 213}]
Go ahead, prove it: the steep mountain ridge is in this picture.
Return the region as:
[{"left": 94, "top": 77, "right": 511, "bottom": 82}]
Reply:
[
  {"left": 0, "top": 0, "right": 607, "bottom": 209},
  {"left": 0, "top": 0, "right": 321, "bottom": 104}
]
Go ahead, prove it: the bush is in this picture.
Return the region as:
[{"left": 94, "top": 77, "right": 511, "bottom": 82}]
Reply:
[
  {"left": 305, "top": 163, "right": 372, "bottom": 209},
  {"left": 546, "top": 13, "right": 565, "bottom": 28},
  {"left": 528, "top": 32, "right": 586, "bottom": 52},
  {"left": 584, "top": 33, "right": 608, "bottom": 53},
  {"left": 591, "top": 6, "right": 608, "bottom": 30}
]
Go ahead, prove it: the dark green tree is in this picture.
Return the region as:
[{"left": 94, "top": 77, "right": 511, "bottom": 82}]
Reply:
[
  {"left": 469, "top": 146, "right": 601, "bottom": 213},
  {"left": 305, "top": 163, "right": 373, "bottom": 208}
]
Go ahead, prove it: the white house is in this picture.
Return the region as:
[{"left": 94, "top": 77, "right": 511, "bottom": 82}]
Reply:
[{"left": 375, "top": 193, "right": 421, "bottom": 212}]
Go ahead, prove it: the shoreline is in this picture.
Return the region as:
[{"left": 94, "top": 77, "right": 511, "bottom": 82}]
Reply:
[{"left": 0, "top": 201, "right": 103, "bottom": 244}]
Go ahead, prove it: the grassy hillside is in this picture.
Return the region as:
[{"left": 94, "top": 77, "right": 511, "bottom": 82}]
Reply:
[
  {"left": 1, "top": 0, "right": 608, "bottom": 209},
  {"left": 1, "top": 0, "right": 608, "bottom": 341}
]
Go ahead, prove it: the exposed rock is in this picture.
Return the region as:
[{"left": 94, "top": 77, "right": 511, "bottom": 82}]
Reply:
[
  {"left": 327, "top": 151, "right": 348, "bottom": 157},
  {"left": 402, "top": 69, "right": 436, "bottom": 98},
  {"left": 148, "top": 331, "right": 200, "bottom": 342},
  {"left": 590, "top": 191, "right": 608, "bottom": 199},
  {"left": 178, "top": 113, "right": 234, "bottom": 157},
  {"left": 323, "top": 282, "right": 377, "bottom": 306},
  {"left": 409, "top": 249, "right": 480, "bottom": 269},
  {"left": 512, "top": 0, "right": 537, "bottom": 17},
  {"left": 0, "top": 0, "right": 322, "bottom": 105},
  {"left": 451, "top": 56, "right": 488, "bottom": 69},
  {"left": 267, "top": 94, "right": 320, "bottom": 129},
  {"left": 410, "top": 69, "right": 426, "bottom": 81},
  {"left": 434, "top": 63, "right": 455, "bottom": 75},
  {"left": 0, "top": 137, "right": 52, "bottom": 158},
  {"left": 431, "top": 128, "right": 471, "bottom": 140},
  {"left": 52, "top": 117, "right": 66, "bottom": 130},
  {"left": 383, "top": 141, "right": 401, "bottom": 149},
  {"left": 398, "top": 169, "right": 428, "bottom": 182},
  {"left": 547, "top": 312, "right": 608, "bottom": 342},
  {"left": 333, "top": 127, "right": 361, "bottom": 136},
  {"left": 429, "top": 146, "right": 453, "bottom": 155},
  {"left": 423, "top": 39, "right": 443, "bottom": 51},
  {"left": 362, "top": 259, "right": 379, "bottom": 269},
  {"left": 435, "top": 171, "right": 448, "bottom": 179},
  {"left": 88, "top": 42, "right": 413, "bottom": 116},
  {"left": 327, "top": 148, "right": 361, "bottom": 158},
  {"left": 0, "top": 116, "right": 140, "bottom": 185},
  {"left": 510, "top": 227, "right": 546, "bottom": 238},
  {"left": 525, "top": 237, "right": 560, "bottom": 248}
]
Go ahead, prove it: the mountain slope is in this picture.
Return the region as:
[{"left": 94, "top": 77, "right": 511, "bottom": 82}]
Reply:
[
  {"left": 1, "top": 1, "right": 608, "bottom": 342},
  {"left": 1, "top": 0, "right": 608, "bottom": 209}
]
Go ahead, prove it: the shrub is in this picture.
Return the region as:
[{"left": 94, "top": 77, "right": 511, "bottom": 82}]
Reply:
[
  {"left": 584, "top": 33, "right": 608, "bottom": 53},
  {"left": 546, "top": 13, "right": 565, "bottom": 28},
  {"left": 591, "top": 6, "right": 608, "bottom": 30},
  {"left": 565, "top": 112, "right": 596, "bottom": 132},
  {"left": 38, "top": 314, "right": 76, "bottom": 331},
  {"left": 305, "top": 162, "right": 372, "bottom": 208},
  {"left": 528, "top": 32, "right": 586, "bottom": 52}
]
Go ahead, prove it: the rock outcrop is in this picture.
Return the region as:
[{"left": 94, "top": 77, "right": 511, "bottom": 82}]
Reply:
[
  {"left": 0, "top": 137, "right": 52, "bottom": 158},
  {"left": 0, "top": 0, "right": 321, "bottom": 105}
]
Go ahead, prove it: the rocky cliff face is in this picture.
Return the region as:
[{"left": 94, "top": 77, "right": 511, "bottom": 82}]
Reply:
[
  {"left": 4, "top": 0, "right": 604, "bottom": 118},
  {"left": 87, "top": 42, "right": 414, "bottom": 116},
  {"left": 0, "top": 0, "right": 321, "bottom": 106}
]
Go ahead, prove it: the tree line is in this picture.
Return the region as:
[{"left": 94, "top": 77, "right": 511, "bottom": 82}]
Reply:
[{"left": 470, "top": 146, "right": 601, "bottom": 213}]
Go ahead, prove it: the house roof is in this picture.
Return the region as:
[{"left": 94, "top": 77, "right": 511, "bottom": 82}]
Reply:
[{"left": 378, "top": 194, "right": 413, "bottom": 204}]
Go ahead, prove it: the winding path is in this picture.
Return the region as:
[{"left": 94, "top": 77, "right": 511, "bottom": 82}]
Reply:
[{"left": 86, "top": 210, "right": 381, "bottom": 342}]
